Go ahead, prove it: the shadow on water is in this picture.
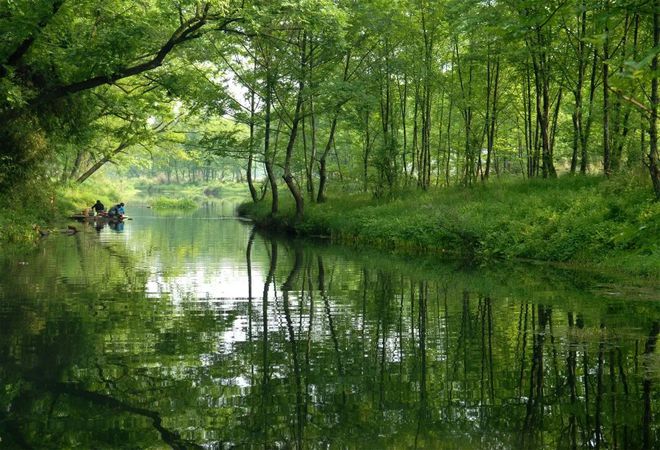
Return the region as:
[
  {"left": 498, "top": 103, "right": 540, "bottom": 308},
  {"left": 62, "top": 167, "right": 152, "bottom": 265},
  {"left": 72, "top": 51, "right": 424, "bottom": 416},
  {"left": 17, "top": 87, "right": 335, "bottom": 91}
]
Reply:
[{"left": 0, "top": 205, "right": 657, "bottom": 449}]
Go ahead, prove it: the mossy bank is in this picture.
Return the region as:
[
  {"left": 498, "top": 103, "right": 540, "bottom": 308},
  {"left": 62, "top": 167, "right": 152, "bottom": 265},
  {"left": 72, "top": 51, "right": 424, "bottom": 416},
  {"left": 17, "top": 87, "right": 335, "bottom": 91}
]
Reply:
[{"left": 239, "top": 175, "right": 659, "bottom": 278}]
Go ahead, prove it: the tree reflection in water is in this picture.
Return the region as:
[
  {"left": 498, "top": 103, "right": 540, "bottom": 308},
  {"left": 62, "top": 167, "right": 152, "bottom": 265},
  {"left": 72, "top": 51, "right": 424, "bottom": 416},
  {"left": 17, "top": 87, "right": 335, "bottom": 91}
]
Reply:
[{"left": 0, "top": 222, "right": 657, "bottom": 449}]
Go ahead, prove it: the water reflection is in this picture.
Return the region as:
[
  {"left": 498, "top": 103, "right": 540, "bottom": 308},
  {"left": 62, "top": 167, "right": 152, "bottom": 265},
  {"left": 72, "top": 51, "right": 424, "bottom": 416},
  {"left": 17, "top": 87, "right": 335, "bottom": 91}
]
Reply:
[{"left": 0, "top": 206, "right": 657, "bottom": 449}]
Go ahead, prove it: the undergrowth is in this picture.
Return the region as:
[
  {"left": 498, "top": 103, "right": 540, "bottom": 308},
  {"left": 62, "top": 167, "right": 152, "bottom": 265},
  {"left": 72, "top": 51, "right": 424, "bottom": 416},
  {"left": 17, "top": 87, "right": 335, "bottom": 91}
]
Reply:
[{"left": 239, "top": 175, "right": 659, "bottom": 277}]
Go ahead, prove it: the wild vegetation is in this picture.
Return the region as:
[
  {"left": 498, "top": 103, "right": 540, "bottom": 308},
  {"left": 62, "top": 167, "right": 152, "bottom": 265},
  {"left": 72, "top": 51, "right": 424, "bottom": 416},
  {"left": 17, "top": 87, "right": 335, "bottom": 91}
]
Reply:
[
  {"left": 1, "top": 0, "right": 658, "bottom": 266},
  {"left": 239, "top": 174, "right": 659, "bottom": 275}
]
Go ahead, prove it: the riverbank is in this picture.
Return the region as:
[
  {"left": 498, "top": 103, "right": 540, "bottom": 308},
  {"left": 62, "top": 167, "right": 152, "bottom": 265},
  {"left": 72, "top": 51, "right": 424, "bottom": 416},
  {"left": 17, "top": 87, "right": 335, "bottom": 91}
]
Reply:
[
  {"left": 238, "top": 175, "right": 659, "bottom": 278},
  {"left": 0, "top": 179, "right": 248, "bottom": 245},
  {"left": 0, "top": 180, "right": 132, "bottom": 245}
]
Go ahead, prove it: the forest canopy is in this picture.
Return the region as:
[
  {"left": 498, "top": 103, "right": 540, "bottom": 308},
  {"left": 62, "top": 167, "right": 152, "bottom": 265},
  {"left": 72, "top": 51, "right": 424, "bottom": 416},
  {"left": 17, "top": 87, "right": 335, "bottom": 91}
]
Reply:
[{"left": 1, "top": 0, "right": 658, "bottom": 216}]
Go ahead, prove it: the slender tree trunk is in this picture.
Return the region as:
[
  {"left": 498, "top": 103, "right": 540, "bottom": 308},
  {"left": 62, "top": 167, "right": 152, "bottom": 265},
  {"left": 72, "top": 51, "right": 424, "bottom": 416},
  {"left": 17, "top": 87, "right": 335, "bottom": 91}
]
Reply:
[
  {"left": 316, "top": 52, "right": 350, "bottom": 202},
  {"left": 550, "top": 88, "right": 563, "bottom": 159},
  {"left": 307, "top": 33, "right": 317, "bottom": 200},
  {"left": 399, "top": 74, "right": 409, "bottom": 182},
  {"left": 69, "top": 149, "right": 84, "bottom": 181},
  {"left": 569, "top": 2, "right": 588, "bottom": 174},
  {"left": 603, "top": 2, "right": 612, "bottom": 176},
  {"left": 316, "top": 116, "right": 338, "bottom": 203},
  {"left": 524, "top": 66, "right": 533, "bottom": 177},
  {"left": 648, "top": 0, "right": 660, "bottom": 199},
  {"left": 446, "top": 95, "right": 453, "bottom": 187},
  {"left": 282, "top": 33, "right": 307, "bottom": 221},
  {"left": 264, "top": 70, "right": 278, "bottom": 215},
  {"left": 363, "top": 109, "right": 371, "bottom": 192},
  {"left": 581, "top": 47, "right": 599, "bottom": 174},
  {"left": 76, "top": 142, "right": 129, "bottom": 184},
  {"left": 247, "top": 58, "right": 259, "bottom": 203},
  {"left": 412, "top": 81, "right": 420, "bottom": 182},
  {"left": 485, "top": 56, "right": 500, "bottom": 180},
  {"left": 419, "top": 14, "right": 434, "bottom": 190}
]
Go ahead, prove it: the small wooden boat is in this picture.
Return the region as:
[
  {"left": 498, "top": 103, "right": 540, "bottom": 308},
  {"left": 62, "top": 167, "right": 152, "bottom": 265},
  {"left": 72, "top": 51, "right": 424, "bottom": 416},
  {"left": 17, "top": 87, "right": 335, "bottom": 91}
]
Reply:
[{"left": 69, "top": 214, "right": 129, "bottom": 222}]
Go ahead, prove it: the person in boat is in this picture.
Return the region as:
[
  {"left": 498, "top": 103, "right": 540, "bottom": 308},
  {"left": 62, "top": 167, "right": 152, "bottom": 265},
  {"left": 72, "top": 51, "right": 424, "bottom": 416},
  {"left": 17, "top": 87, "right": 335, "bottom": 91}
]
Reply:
[
  {"left": 107, "top": 202, "right": 125, "bottom": 218},
  {"left": 90, "top": 200, "right": 105, "bottom": 215}
]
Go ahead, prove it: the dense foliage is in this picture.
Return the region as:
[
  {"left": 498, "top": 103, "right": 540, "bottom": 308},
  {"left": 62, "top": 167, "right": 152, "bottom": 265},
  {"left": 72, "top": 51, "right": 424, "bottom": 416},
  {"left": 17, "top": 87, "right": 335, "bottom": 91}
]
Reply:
[{"left": 0, "top": 0, "right": 658, "bottom": 228}]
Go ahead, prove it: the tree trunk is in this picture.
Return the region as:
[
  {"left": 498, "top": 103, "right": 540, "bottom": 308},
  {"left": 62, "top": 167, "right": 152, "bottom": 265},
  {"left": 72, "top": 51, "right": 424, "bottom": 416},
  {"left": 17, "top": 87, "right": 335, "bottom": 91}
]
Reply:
[
  {"left": 76, "top": 142, "right": 129, "bottom": 184},
  {"left": 603, "top": 3, "right": 612, "bottom": 176},
  {"left": 581, "top": 47, "right": 599, "bottom": 174},
  {"left": 264, "top": 70, "right": 278, "bottom": 215},
  {"left": 316, "top": 115, "right": 338, "bottom": 203},
  {"left": 247, "top": 57, "right": 259, "bottom": 203},
  {"left": 648, "top": 0, "right": 660, "bottom": 199},
  {"left": 316, "top": 50, "right": 350, "bottom": 202},
  {"left": 399, "top": 74, "right": 409, "bottom": 182},
  {"left": 282, "top": 32, "right": 306, "bottom": 221}
]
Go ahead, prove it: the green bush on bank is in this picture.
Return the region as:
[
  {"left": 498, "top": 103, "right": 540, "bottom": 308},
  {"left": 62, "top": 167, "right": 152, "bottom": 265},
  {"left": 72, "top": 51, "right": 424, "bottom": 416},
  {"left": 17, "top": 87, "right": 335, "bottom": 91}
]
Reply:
[
  {"left": 150, "top": 196, "right": 197, "bottom": 210},
  {"left": 0, "top": 178, "right": 54, "bottom": 244},
  {"left": 239, "top": 175, "right": 659, "bottom": 276},
  {"left": 133, "top": 179, "right": 248, "bottom": 199}
]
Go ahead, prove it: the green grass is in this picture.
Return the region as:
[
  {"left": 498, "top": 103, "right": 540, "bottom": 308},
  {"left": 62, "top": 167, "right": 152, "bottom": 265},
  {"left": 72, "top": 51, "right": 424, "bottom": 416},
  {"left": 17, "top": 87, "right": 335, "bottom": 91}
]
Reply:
[
  {"left": 136, "top": 181, "right": 249, "bottom": 209},
  {"left": 150, "top": 196, "right": 197, "bottom": 210},
  {"left": 134, "top": 180, "right": 249, "bottom": 199},
  {"left": 239, "top": 174, "right": 660, "bottom": 277}
]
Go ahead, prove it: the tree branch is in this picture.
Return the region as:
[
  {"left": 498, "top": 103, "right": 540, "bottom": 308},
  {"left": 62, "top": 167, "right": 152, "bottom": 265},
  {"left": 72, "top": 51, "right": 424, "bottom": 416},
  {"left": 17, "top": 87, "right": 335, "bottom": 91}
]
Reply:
[{"left": 35, "top": 12, "right": 242, "bottom": 104}]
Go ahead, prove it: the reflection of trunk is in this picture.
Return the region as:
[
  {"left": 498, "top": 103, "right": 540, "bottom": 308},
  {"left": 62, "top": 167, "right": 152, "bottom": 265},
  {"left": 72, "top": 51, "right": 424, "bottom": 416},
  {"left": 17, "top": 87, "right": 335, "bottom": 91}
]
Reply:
[
  {"left": 282, "top": 246, "right": 304, "bottom": 448},
  {"left": 246, "top": 229, "right": 256, "bottom": 345},
  {"left": 642, "top": 321, "right": 659, "bottom": 449},
  {"left": 414, "top": 281, "right": 428, "bottom": 447},
  {"left": 523, "top": 305, "right": 549, "bottom": 441},
  {"left": 48, "top": 382, "right": 203, "bottom": 449},
  {"left": 303, "top": 262, "right": 314, "bottom": 421},
  {"left": 616, "top": 347, "right": 631, "bottom": 447},
  {"left": 261, "top": 240, "right": 277, "bottom": 447},
  {"left": 595, "top": 323, "right": 605, "bottom": 448},
  {"left": 480, "top": 297, "right": 495, "bottom": 402},
  {"left": 608, "top": 348, "right": 618, "bottom": 449},
  {"left": 567, "top": 313, "right": 578, "bottom": 449},
  {"left": 319, "top": 256, "right": 344, "bottom": 404},
  {"left": 577, "top": 314, "right": 591, "bottom": 443},
  {"left": 516, "top": 303, "right": 529, "bottom": 397}
]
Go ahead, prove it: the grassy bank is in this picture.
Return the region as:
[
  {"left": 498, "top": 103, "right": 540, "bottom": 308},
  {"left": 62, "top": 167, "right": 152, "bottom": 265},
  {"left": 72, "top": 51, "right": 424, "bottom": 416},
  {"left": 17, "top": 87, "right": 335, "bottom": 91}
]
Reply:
[
  {"left": 239, "top": 175, "right": 659, "bottom": 277},
  {"left": 135, "top": 181, "right": 248, "bottom": 210},
  {"left": 0, "top": 178, "right": 131, "bottom": 245}
]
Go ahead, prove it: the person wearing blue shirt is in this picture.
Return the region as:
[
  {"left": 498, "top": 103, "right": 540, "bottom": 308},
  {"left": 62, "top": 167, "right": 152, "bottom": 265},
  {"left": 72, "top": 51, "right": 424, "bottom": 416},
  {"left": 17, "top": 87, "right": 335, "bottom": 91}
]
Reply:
[{"left": 108, "top": 202, "right": 125, "bottom": 218}]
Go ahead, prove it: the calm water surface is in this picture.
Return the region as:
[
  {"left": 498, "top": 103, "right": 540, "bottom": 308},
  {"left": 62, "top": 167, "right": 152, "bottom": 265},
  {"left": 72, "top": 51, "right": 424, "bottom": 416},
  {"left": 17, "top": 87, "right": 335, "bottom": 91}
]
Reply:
[{"left": 0, "top": 203, "right": 658, "bottom": 449}]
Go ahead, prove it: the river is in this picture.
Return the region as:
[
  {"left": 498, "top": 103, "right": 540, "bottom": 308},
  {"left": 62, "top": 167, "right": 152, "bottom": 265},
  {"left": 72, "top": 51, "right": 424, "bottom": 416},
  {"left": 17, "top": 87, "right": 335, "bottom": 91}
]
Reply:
[{"left": 0, "top": 203, "right": 658, "bottom": 449}]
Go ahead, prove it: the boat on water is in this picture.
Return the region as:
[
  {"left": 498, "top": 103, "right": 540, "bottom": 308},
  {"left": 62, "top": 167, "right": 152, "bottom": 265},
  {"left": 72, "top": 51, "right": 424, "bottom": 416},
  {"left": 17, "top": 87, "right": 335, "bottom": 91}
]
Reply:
[{"left": 69, "top": 213, "right": 128, "bottom": 222}]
